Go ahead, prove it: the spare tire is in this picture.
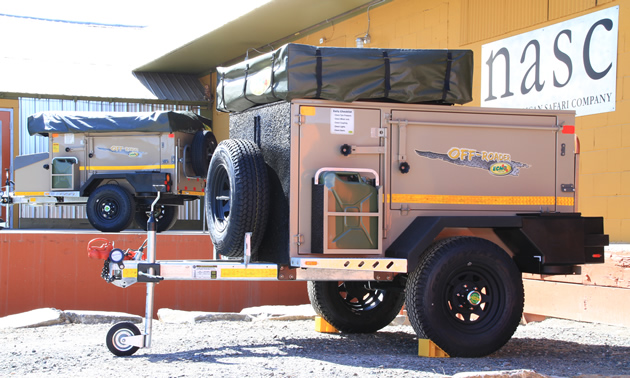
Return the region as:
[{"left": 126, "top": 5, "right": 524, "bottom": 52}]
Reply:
[
  {"left": 191, "top": 130, "right": 218, "bottom": 177},
  {"left": 205, "top": 139, "right": 268, "bottom": 259}
]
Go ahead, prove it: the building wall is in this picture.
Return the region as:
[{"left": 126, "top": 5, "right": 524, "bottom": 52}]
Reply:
[
  {"left": 209, "top": 0, "right": 628, "bottom": 242},
  {"left": 0, "top": 231, "right": 308, "bottom": 317}
]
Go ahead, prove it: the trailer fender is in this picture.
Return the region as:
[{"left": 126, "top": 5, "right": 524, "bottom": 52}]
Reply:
[
  {"left": 13, "top": 152, "right": 50, "bottom": 171},
  {"left": 386, "top": 216, "right": 522, "bottom": 273},
  {"left": 386, "top": 215, "right": 607, "bottom": 274},
  {"left": 80, "top": 173, "right": 171, "bottom": 197},
  {"left": 494, "top": 215, "right": 607, "bottom": 273}
]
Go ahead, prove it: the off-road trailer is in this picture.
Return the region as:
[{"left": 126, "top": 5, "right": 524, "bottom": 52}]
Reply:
[
  {"left": 1, "top": 111, "right": 216, "bottom": 232},
  {"left": 94, "top": 45, "right": 607, "bottom": 358},
  {"left": 96, "top": 98, "right": 607, "bottom": 358}
]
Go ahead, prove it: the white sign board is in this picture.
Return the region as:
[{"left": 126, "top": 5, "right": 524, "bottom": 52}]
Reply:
[
  {"left": 481, "top": 6, "right": 618, "bottom": 117},
  {"left": 330, "top": 108, "right": 355, "bottom": 135}
]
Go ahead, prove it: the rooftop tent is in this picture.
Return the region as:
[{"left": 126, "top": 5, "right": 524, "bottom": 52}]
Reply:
[
  {"left": 216, "top": 43, "right": 474, "bottom": 113},
  {"left": 27, "top": 111, "right": 212, "bottom": 136}
]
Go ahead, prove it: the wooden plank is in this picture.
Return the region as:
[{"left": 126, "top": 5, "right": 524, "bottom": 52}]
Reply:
[{"left": 523, "top": 279, "right": 630, "bottom": 327}]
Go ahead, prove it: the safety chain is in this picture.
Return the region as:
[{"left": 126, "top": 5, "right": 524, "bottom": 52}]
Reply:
[{"left": 101, "top": 259, "right": 114, "bottom": 283}]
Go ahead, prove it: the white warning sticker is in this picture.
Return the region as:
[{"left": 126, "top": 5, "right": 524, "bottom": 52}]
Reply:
[
  {"left": 330, "top": 108, "right": 354, "bottom": 135},
  {"left": 193, "top": 266, "right": 218, "bottom": 279}
]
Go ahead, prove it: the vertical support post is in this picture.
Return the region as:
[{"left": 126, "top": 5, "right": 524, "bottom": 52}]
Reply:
[
  {"left": 244, "top": 232, "right": 252, "bottom": 267},
  {"left": 143, "top": 187, "right": 162, "bottom": 348}
]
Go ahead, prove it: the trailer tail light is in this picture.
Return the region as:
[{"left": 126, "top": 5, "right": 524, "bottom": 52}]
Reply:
[
  {"left": 592, "top": 253, "right": 602, "bottom": 259},
  {"left": 562, "top": 125, "right": 575, "bottom": 134},
  {"left": 165, "top": 173, "right": 171, "bottom": 192}
]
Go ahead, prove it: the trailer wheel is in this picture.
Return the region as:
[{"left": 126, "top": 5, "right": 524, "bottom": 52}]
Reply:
[
  {"left": 406, "top": 237, "right": 524, "bottom": 357},
  {"left": 206, "top": 139, "right": 268, "bottom": 258},
  {"left": 106, "top": 322, "right": 140, "bottom": 357},
  {"left": 86, "top": 185, "right": 136, "bottom": 232},
  {"left": 134, "top": 205, "right": 178, "bottom": 232},
  {"left": 307, "top": 281, "right": 405, "bottom": 333},
  {"left": 192, "top": 130, "right": 218, "bottom": 177}
]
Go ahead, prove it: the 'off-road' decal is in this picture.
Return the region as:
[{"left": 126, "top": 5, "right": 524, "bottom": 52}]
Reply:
[
  {"left": 415, "top": 147, "right": 530, "bottom": 176},
  {"left": 97, "top": 146, "right": 145, "bottom": 158}
]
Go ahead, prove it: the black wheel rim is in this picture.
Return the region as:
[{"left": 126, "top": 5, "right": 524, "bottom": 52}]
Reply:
[
  {"left": 337, "top": 281, "right": 385, "bottom": 312},
  {"left": 150, "top": 205, "right": 166, "bottom": 221},
  {"left": 96, "top": 197, "right": 121, "bottom": 221},
  {"left": 443, "top": 264, "right": 503, "bottom": 331},
  {"left": 209, "top": 163, "right": 230, "bottom": 232}
]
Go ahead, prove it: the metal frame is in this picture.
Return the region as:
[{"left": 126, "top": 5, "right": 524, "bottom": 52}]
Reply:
[
  {"left": 105, "top": 199, "right": 407, "bottom": 352},
  {"left": 104, "top": 176, "right": 408, "bottom": 354}
]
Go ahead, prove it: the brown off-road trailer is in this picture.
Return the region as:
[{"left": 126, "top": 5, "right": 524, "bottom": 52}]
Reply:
[
  {"left": 95, "top": 45, "right": 607, "bottom": 358},
  {"left": 2, "top": 111, "right": 216, "bottom": 232}
]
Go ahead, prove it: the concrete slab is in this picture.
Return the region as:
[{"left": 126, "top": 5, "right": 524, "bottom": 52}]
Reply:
[
  {"left": 452, "top": 370, "right": 548, "bottom": 378},
  {"left": 0, "top": 305, "right": 407, "bottom": 329},
  {"left": 64, "top": 310, "right": 142, "bottom": 324},
  {"left": 0, "top": 308, "right": 66, "bottom": 329},
  {"left": 158, "top": 308, "right": 252, "bottom": 324},
  {"left": 240, "top": 304, "right": 316, "bottom": 320},
  {"left": 389, "top": 314, "right": 411, "bottom": 326}
]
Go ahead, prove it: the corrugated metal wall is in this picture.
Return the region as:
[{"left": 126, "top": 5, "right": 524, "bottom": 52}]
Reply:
[
  {"left": 549, "top": 0, "right": 597, "bottom": 20},
  {"left": 459, "top": 0, "right": 599, "bottom": 45},
  {"left": 17, "top": 97, "right": 205, "bottom": 224},
  {"left": 460, "top": 0, "right": 548, "bottom": 45}
]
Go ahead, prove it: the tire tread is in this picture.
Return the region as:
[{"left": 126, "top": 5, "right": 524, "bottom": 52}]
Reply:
[
  {"left": 406, "top": 237, "right": 524, "bottom": 357},
  {"left": 86, "top": 184, "right": 136, "bottom": 232},
  {"left": 308, "top": 281, "right": 405, "bottom": 333},
  {"left": 206, "top": 139, "right": 268, "bottom": 259}
]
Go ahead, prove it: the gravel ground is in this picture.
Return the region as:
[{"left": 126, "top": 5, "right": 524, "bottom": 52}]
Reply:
[{"left": 1, "top": 317, "right": 629, "bottom": 377}]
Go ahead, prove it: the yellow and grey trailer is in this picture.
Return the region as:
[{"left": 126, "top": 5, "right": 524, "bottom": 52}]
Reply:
[
  {"left": 97, "top": 45, "right": 607, "bottom": 358},
  {"left": 2, "top": 111, "right": 217, "bottom": 232}
]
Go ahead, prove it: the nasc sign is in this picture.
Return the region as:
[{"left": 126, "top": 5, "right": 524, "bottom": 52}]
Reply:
[{"left": 481, "top": 6, "right": 618, "bottom": 117}]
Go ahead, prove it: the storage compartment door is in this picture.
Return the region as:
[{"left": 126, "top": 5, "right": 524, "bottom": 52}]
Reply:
[
  {"left": 50, "top": 133, "right": 87, "bottom": 189},
  {"left": 297, "top": 106, "right": 382, "bottom": 254},
  {"left": 88, "top": 135, "right": 162, "bottom": 174},
  {"left": 51, "top": 157, "right": 79, "bottom": 190},
  {"left": 390, "top": 110, "right": 558, "bottom": 213}
]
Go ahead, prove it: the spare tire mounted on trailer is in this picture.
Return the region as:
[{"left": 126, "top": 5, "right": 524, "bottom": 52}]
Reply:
[
  {"left": 205, "top": 139, "right": 269, "bottom": 259},
  {"left": 191, "top": 130, "right": 218, "bottom": 178}
]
